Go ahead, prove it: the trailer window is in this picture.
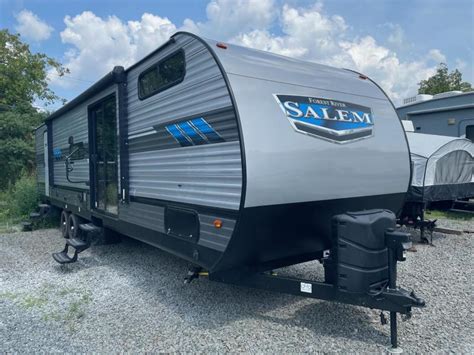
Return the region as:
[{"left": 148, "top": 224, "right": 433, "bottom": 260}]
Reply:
[
  {"left": 138, "top": 50, "right": 185, "bottom": 100},
  {"left": 466, "top": 125, "right": 474, "bottom": 141}
]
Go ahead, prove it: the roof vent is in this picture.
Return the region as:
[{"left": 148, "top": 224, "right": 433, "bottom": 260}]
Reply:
[{"left": 403, "top": 94, "right": 433, "bottom": 105}]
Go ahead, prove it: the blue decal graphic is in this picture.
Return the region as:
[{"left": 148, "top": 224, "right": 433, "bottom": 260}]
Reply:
[
  {"left": 177, "top": 121, "right": 207, "bottom": 145},
  {"left": 166, "top": 117, "right": 224, "bottom": 147},
  {"left": 190, "top": 118, "right": 224, "bottom": 144},
  {"left": 166, "top": 124, "right": 193, "bottom": 147},
  {"left": 53, "top": 147, "right": 62, "bottom": 160},
  {"left": 275, "top": 95, "right": 374, "bottom": 143}
]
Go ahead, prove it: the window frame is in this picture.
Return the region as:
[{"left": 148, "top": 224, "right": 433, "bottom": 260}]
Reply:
[
  {"left": 137, "top": 49, "right": 186, "bottom": 100},
  {"left": 466, "top": 125, "right": 474, "bottom": 141}
]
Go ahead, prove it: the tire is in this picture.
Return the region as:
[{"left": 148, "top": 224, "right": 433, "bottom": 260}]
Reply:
[
  {"left": 68, "top": 214, "right": 82, "bottom": 239},
  {"left": 60, "top": 210, "right": 70, "bottom": 238}
]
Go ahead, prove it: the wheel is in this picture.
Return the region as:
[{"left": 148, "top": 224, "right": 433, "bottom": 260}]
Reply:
[
  {"left": 68, "top": 214, "right": 82, "bottom": 239},
  {"left": 60, "top": 210, "right": 70, "bottom": 238}
]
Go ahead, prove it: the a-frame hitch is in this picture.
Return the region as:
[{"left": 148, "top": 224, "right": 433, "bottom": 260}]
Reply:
[{"left": 206, "top": 210, "right": 425, "bottom": 352}]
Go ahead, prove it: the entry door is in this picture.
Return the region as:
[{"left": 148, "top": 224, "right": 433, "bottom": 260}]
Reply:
[
  {"left": 90, "top": 95, "right": 118, "bottom": 215},
  {"left": 43, "top": 131, "right": 49, "bottom": 196}
]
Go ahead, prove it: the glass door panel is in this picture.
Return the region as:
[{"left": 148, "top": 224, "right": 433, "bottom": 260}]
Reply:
[{"left": 90, "top": 95, "right": 118, "bottom": 214}]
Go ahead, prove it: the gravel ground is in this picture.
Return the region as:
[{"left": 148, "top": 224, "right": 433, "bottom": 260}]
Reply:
[{"left": 0, "top": 219, "right": 472, "bottom": 353}]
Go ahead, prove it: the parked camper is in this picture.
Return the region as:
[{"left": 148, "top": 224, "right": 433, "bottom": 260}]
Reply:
[
  {"left": 399, "top": 125, "right": 474, "bottom": 240},
  {"left": 35, "top": 32, "right": 424, "bottom": 350}
]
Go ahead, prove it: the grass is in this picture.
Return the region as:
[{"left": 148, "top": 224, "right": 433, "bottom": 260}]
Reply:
[
  {"left": 2, "top": 284, "right": 93, "bottom": 332},
  {"left": 426, "top": 209, "right": 473, "bottom": 221},
  {"left": 62, "top": 289, "right": 92, "bottom": 331},
  {"left": 0, "top": 194, "right": 20, "bottom": 233},
  {"left": 0, "top": 291, "right": 20, "bottom": 300},
  {"left": 22, "top": 294, "right": 49, "bottom": 309},
  {"left": 0, "top": 174, "right": 58, "bottom": 233},
  {"left": 0, "top": 174, "right": 39, "bottom": 233}
]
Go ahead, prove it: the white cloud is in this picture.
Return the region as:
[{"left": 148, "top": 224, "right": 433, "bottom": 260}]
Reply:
[
  {"left": 428, "top": 49, "right": 446, "bottom": 63},
  {"left": 227, "top": 3, "right": 441, "bottom": 103},
  {"left": 15, "top": 9, "right": 53, "bottom": 41},
  {"left": 183, "top": 0, "right": 277, "bottom": 38},
  {"left": 52, "top": 0, "right": 447, "bottom": 103},
  {"left": 52, "top": 12, "right": 176, "bottom": 87},
  {"left": 233, "top": 29, "right": 308, "bottom": 58},
  {"left": 128, "top": 13, "right": 178, "bottom": 58},
  {"left": 455, "top": 58, "right": 467, "bottom": 70},
  {"left": 386, "top": 23, "right": 405, "bottom": 47},
  {"left": 339, "top": 37, "right": 437, "bottom": 101},
  {"left": 232, "top": 3, "right": 348, "bottom": 63}
]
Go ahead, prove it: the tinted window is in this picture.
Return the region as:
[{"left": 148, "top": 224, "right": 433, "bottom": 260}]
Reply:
[
  {"left": 138, "top": 50, "right": 185, "bottom": 100},
  {"left": 466, "top": 125, "right": 474, "bottom": 141}
]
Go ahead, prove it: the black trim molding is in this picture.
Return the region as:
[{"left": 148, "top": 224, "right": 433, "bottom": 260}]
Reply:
[
  {"left": 117, "top": 71, "right": 129, "bottom": 203},
  {"left": 46, "top": 66, "right": 125, "bottom": 122}
]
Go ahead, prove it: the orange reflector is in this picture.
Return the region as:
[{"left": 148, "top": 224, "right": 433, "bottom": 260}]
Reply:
[
  {"left": 213, "top": 219, "right": 223, "bottom": 228},
  {"left": 216, "top": 42, "right": 227, "bottom": 49}
]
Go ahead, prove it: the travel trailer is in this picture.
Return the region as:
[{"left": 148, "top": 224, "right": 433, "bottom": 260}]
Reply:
[
  {"left": 35, "top": 32, "right": 424, "bottom": 350},
  {"left": 400, "top": 123, "right": 473, "bottom": 241}
]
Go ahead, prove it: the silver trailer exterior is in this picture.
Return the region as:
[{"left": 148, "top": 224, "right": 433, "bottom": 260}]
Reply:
[
  {"left": 35, "top": 31, "right": 411, "bottom": 272},
  {"left": 36, "top": 32, "right": 423, "bottom": 349}
]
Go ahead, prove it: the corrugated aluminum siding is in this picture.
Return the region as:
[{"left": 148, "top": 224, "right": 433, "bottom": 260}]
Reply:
[
  {"left": 120, "top": 201, "right": 236, "bottom": 252},
  {"left": 198, "top": 214, "right": 236, "bottom": 252},
  {"left": 125, "top": 33, "right": 243, "bottom": 210},
  {"left": 35, "top": 125, "right": 47, "bottom": 194},
  {"left": 120, "top": 202, "right": 165, "bottom": 233},
  {"left": 129, "top": 141, "right": 242, "bottom": 209},
  {"left": 52, "top": 86, "right": 117, "bottom": 190}
]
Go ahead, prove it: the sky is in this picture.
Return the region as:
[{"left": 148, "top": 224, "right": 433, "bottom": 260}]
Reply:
[{"left": 1, "top": 0, "right": 473, "bottom": 109}]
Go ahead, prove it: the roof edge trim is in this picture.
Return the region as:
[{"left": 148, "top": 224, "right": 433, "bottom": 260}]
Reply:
[{"left": 45, "top": 66, "right": 125, "bottom": 122}]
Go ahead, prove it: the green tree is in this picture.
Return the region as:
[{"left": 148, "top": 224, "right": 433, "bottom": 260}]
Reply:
[
  {"left": 418, "top": 63, "right": 472, "bottom": 95},
  {"left": 0, "top": 29, "right": 68, "bottom": 188}
]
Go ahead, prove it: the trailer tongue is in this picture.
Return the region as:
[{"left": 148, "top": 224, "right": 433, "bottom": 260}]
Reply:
[{"left": 191, "top": 210, "right": 425, "bottom": 352}]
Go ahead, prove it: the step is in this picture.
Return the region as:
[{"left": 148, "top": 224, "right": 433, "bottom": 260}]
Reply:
[
  {"left": 52, "top": 250, "right": 77, "bottom": 264},
  {"left": 21, "top": 221, "right": 32, "bottom": 231},
  {"left": 29, "top": 212, "right": 41, "bottom": 219},
  {"left": 38, "top": 204, "right": 50, "bottom": 215},
  {"left": 66, "top": 237, "right": 90, "bottom": 251},
  {"left": 79, "top": 223, "right": 101, "bottom": 234}
]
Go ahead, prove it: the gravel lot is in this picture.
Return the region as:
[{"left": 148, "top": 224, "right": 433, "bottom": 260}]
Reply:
[{"left": 1, "top": 218, "right": 472, "bottom": 353}]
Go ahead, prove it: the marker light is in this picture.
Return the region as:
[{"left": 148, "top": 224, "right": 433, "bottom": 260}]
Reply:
[
  {"left": 359, "top": 74, "right": 368, "bottom": 80},
  {"left": 213, "top": 219, "right": 223, "bottom": 229},
  {"left": 216, "top": 42, "right": 228, "bottom": 49}
]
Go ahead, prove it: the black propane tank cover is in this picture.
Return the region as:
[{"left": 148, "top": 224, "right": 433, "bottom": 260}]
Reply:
[{"left": 330, "top": 209, "right": 396, "bottom": 294}]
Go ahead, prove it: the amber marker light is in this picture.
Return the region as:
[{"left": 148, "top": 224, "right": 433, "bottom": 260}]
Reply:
[
  {"left": 216, "top": 42, "right": 228, "bottom": 49},
  {"left": 213, "top": 219, "right": 223, "bottom": 228}
]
